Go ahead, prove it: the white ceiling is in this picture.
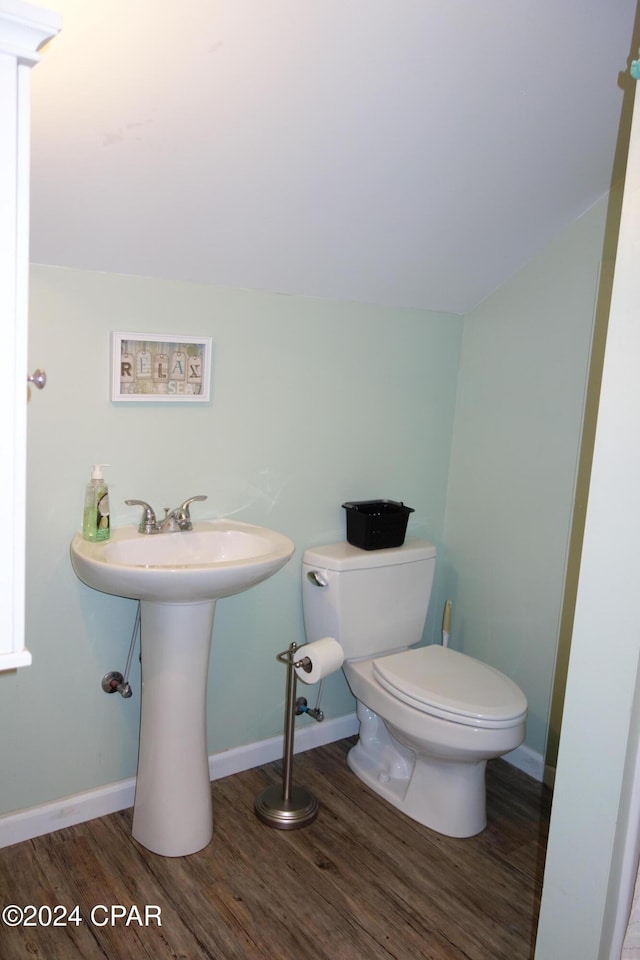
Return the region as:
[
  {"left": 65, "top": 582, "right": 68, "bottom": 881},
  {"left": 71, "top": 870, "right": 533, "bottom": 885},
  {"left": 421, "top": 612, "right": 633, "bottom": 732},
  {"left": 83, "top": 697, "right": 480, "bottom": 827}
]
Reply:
[{"left": 29, "top": 0, "right": 639, "bottom": 315}]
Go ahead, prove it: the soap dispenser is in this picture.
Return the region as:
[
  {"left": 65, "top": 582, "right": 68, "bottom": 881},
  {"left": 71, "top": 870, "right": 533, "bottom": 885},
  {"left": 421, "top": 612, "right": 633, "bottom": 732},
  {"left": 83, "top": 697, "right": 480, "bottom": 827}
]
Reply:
[{"left": 82, "top": 464, "right": 110, "bottom": 542}]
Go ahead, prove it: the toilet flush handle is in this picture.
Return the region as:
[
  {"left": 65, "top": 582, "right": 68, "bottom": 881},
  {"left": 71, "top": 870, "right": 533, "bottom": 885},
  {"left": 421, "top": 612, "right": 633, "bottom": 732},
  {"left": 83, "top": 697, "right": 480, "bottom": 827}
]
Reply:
[{"left": 307, "top": 570, "right": 328, "bottom": 588}]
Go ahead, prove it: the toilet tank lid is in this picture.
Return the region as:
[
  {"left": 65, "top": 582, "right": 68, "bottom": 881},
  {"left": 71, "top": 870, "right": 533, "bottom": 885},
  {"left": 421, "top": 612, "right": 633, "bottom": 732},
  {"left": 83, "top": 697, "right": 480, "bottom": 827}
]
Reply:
[{"left": 302, "top": 538, "right": 436, "bottom": 571}]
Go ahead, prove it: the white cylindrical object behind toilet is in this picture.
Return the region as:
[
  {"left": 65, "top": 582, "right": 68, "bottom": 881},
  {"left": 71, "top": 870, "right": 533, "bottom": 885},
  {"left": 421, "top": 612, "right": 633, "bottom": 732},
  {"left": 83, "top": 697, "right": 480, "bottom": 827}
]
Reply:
[{"left": 295, "top": 637, "right": 344, "bottom": 684}]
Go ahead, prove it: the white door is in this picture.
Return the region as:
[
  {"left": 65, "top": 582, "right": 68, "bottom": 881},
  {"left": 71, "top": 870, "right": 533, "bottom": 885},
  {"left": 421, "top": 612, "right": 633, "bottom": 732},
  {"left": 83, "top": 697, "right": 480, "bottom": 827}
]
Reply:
[{"left": 0, "top": 1, "right": 60, "bottom": 671}]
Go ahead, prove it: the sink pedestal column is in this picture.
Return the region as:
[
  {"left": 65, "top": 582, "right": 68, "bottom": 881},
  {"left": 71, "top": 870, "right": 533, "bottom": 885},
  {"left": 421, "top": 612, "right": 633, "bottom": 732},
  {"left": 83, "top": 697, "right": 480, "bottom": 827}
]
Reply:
[{"left": 132, "top": 599, "right": 216, "bottom": 857}]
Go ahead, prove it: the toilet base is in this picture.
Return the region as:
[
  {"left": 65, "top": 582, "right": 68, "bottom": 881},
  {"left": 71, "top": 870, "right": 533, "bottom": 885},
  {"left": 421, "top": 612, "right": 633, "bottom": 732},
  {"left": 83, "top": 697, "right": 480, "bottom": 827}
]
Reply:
[{"left": 348, "top": 705, "right": 487, "bottom": 838}]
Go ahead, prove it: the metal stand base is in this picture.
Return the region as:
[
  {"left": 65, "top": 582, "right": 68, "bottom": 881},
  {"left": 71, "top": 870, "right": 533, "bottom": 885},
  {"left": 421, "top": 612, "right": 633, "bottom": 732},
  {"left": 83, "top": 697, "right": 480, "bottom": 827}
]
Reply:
[
  {"left": 254, "top": 783, "right": 319, "bottom": 830},
  {"left": 254, "top": 641, "right": 319, "bottom": 831}
]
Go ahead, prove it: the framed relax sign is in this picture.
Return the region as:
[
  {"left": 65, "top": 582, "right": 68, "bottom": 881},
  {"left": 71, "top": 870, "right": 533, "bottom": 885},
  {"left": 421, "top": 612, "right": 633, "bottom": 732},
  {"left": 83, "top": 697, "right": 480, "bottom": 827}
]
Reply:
[{"left": 111, "top": 332, "right": 213, "bottom": 403}]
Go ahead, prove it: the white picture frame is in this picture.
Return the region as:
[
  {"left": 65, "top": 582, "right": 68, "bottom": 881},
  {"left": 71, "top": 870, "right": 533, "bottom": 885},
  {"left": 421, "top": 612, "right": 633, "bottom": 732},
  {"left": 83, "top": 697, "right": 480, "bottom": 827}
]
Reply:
[{"left": 111, "top": 332, "right": 212, "bottom": 403}]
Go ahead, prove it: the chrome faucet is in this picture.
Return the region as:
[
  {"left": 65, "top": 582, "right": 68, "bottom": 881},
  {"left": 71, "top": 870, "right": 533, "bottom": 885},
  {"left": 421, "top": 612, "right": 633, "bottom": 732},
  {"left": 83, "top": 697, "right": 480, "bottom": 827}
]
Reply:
[
  {"left": 159, "top": 496, "right": 208, "bottom": 532},
  {"left": 126, "top": 495, "right": 207, "bottom": 534}
]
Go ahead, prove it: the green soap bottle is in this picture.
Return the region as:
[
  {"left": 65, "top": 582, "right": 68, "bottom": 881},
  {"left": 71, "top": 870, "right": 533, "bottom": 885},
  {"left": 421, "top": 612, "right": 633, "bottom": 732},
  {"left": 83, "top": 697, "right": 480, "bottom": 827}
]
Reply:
[{"left": 82, "top": 464, "right": 110, "bottom": 542}]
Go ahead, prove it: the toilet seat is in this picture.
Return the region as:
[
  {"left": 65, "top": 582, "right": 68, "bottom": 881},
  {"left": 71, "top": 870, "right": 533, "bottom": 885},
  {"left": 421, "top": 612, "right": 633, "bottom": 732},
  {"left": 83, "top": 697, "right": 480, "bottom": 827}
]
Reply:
[{"left": 372, "top": 645, "right": 528, "bottom": 730}]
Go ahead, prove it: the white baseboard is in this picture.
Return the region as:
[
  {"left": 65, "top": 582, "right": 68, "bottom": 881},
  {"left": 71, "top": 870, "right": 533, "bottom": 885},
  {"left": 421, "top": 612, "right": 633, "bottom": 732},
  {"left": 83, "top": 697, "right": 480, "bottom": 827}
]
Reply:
[
  {"left": 503, "top": 742, "right": 545, "bottom": 782},
  {"left": 0, "top": 715, "right": 542, "bottom": 850},
  {"left": 0, "top": 713, "right": 359, "bottom": 850},
  {"left": 207, "top": 711, "right": 359, "bottom": 781}
]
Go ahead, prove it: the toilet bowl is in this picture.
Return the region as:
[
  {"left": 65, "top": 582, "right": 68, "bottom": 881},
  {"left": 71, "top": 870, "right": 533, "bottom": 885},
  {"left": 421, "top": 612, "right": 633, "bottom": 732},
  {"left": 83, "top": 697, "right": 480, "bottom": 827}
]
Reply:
[
  {"left": 344, "top": 647, "right": 526, "bottom": 836},
  {"left": 302, "top": 539, "right": 527, "bottom": 838}
]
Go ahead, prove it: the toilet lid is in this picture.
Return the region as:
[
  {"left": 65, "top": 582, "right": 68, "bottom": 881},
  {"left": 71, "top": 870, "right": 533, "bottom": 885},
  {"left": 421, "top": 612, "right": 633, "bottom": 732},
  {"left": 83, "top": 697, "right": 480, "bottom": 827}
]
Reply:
[{"left": 372, "top": 645, "right": 527, "bottom": 727}]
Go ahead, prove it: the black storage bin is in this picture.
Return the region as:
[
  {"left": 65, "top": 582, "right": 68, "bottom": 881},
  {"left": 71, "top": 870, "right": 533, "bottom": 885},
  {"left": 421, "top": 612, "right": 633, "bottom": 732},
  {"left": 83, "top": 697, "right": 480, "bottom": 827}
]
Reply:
[{"left": 342, "top": 500, "right": 414, "bottom": 550}]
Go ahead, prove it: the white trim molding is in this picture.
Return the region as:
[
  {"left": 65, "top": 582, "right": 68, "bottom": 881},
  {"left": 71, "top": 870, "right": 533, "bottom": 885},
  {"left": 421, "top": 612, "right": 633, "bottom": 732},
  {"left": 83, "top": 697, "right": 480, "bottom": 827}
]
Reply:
[
  {"left": 505, "top": 742, "right": 545, "bottom": 783},
  {"left": 0, "top": 0, "right": 60, "bottom": 672},
  {"left": 0, "top": 714, "right": 544, "bottom": 851},
  {"left": 0, "top": 713, "right": 359, "bottom": 850}
]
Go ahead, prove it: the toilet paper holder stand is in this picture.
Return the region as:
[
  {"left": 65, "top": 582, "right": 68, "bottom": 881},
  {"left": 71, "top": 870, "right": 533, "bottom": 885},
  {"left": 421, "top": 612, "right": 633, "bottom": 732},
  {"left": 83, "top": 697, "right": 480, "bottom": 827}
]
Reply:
[{"left": 254, "top": 641, "right": 321, "bottom": 830}]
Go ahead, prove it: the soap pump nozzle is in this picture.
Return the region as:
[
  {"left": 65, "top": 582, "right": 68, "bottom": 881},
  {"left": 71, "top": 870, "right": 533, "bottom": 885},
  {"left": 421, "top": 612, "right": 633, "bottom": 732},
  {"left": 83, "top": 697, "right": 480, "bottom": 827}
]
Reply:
[{"left": 91, "top": 463, "right": 109, "bottom": 479}]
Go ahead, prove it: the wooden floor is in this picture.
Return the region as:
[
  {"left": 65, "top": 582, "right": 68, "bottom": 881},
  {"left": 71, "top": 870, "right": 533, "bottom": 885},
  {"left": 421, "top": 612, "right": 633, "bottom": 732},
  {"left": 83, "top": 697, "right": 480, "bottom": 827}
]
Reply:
[{"left": 0, "top": 739, "right": 551, "bottom": 960}]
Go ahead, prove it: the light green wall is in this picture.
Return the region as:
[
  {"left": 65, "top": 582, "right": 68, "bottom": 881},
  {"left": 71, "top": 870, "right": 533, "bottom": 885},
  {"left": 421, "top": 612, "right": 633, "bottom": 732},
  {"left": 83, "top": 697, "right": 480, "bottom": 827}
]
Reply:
[
  {"left": 0, "top": 193, "right": 608, "bottom": 818},
  {"left": 0, "top": 265, "right": 462, "bottom": 815},
  {"left": 442, "top": 197, "right": 607, "bottom": 758}
]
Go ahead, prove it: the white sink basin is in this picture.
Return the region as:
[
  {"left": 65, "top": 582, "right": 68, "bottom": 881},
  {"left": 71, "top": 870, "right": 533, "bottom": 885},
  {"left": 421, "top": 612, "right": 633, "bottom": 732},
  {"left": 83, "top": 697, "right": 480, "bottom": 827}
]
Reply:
[{"left": 70, "top": 519, "right": 295, "bottom": 603}]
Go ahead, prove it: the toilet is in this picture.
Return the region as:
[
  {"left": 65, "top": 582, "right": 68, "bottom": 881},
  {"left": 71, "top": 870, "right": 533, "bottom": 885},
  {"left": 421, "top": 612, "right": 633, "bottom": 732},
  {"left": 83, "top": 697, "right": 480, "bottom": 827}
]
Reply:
[{"left": 302, "top": 538, "right": 527, "bottom": 838}]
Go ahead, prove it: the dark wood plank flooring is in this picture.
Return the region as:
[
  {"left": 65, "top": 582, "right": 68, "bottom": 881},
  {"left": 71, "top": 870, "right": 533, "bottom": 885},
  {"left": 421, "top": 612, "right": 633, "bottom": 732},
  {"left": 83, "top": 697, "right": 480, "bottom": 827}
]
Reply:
[{"left": 0, "top": 739, "right": 551, "bottom": 960}]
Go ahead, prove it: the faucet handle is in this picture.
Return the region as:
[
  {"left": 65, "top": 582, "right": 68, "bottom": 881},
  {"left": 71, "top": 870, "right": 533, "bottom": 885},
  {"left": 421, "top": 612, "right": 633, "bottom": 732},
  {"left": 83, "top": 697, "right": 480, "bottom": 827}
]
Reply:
[
  {"left": 125, "top": 499, "right": 158, "bottom": 535},
  {"left": 172, "top": 495, "right": 207, "bottom": 530},
  {"left": 179, "top": 495, "right": 207, "bottom": 520}
]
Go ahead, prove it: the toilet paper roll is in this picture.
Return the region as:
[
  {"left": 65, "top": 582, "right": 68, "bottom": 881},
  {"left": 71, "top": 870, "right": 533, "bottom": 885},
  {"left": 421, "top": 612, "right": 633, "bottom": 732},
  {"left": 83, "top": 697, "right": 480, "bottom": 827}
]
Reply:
[{"left": 294, "top": 637, "right": 344, "bottom": 684}]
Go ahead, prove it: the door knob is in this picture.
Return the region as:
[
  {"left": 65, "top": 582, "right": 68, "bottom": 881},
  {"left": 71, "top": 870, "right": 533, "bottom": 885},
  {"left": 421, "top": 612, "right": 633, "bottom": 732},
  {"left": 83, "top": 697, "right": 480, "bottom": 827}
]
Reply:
[{"left": 27, "top": 369, "right": 46, "bottom": 389}]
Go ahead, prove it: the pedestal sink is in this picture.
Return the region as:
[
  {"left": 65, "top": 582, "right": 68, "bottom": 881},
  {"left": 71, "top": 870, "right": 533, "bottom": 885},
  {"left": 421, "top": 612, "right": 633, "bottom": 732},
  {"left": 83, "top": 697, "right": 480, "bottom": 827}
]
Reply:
[{"left": 70, "top": 520, "right": 295, "bottom": 857}]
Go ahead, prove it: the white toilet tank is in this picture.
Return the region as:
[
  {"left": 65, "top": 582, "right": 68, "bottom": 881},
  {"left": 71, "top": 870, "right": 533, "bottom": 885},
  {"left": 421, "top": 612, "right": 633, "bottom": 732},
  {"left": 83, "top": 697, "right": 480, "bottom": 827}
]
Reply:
[{"left": 302, "top": 539, "right": 436, "bottom": 660}]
